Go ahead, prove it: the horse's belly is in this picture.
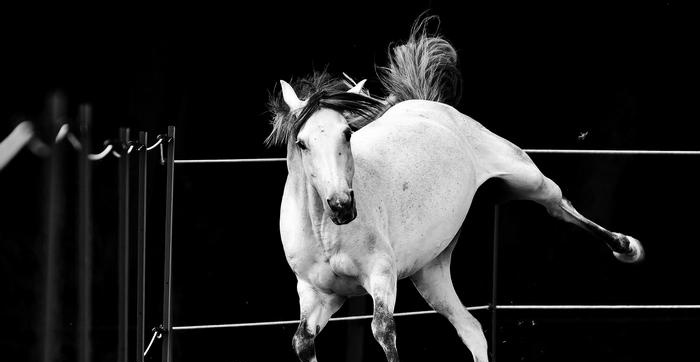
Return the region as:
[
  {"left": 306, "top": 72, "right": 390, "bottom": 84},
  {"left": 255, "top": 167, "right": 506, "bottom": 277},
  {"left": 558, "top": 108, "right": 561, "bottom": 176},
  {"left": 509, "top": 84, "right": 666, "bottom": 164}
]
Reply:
[{"left": 391, "top": 176, "right": 476, "bottom": 277}]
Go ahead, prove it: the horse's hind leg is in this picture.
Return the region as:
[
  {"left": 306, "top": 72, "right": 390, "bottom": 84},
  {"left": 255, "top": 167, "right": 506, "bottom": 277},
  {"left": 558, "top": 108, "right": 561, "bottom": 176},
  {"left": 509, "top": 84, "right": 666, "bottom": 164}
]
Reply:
[
  {"left": 495, "top": 156, "right": 644, "bottom": 263},
  {"left": 410, "top": 231, "right": 489, "bottom": 362},
  {"left": 293, "top": 280, "right": 345, "bottom": 362}
]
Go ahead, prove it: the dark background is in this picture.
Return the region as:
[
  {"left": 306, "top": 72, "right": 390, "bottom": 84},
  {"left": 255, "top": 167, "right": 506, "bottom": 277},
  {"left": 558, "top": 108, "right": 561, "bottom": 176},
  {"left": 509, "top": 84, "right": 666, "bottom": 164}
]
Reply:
[{"left": 1, "top": 1, "right": 699, "bottom": 361}]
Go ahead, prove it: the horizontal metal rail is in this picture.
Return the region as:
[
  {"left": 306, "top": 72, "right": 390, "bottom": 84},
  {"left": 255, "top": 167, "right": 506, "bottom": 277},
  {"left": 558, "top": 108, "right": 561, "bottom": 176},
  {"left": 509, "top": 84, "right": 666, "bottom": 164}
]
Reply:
[
  {"left": 171, "top": 305, "right": 491, "bottom": 331},
  {"left": 170, "top": 303, "right": 698, "bottom": 331},
  {"left": 173, "top": 149, "right": 700, "bottom": 164},
  {"left": 174, "top": 158, "right": 286, "bottom": 164},
  {"left": 497, "top": 304, "right": 700, "bottom": 310},
  {"left": 523, "top": 149, "right": 700, "bottom": 155}
]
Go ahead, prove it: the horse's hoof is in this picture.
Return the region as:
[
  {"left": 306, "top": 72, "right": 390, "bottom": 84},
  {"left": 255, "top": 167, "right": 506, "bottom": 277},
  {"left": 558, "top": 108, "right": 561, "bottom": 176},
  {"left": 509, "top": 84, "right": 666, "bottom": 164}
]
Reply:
[{"left": 613, "top": 234, "right": 645, "bottom": 263}]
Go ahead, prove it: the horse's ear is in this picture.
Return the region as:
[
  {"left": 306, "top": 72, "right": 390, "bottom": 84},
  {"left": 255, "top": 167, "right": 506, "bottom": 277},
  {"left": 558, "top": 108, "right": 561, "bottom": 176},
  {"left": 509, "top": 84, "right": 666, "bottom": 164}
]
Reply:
[
  {"left": 280, "top": 80, "right": 305, "bottom": 112},
  {"left": 347, "top": 79, "right": 367, "bottom": 94}
]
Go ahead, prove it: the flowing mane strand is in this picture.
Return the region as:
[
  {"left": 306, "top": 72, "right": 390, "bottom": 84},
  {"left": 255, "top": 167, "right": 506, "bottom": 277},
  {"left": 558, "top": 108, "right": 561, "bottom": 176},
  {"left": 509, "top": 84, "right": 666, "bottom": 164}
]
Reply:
[{"left": 265, "top": 71, "right": 386, "bottom": 147}]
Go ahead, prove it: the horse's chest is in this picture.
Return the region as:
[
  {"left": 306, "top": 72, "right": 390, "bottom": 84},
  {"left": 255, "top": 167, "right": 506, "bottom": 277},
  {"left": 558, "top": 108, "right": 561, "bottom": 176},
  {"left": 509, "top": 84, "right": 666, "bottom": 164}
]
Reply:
[
  {"left": 308, "top": 259, "right": 365, "bottom": 296},
  {"left": 286, "top": 245, "right": 366, "bottom": 296}
]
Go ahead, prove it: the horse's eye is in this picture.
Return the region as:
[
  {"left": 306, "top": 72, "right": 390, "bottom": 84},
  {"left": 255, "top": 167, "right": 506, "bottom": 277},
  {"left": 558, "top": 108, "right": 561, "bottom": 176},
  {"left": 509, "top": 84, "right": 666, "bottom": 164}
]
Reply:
[
  {"left": 343, "top": 128, "right": 353, "bottom": 142},
  {"left": 296, "top": 139, "right": 307, "bottom": 150}
]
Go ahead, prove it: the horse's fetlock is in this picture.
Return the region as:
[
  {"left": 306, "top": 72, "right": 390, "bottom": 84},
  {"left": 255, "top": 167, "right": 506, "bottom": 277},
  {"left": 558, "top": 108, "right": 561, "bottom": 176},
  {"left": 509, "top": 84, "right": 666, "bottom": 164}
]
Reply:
[
  {"left": 293, "top": 321, "right": 316, "bottom": 361},
  {"left": 612, "top": 232, "right": 631, "bottom": 252}
]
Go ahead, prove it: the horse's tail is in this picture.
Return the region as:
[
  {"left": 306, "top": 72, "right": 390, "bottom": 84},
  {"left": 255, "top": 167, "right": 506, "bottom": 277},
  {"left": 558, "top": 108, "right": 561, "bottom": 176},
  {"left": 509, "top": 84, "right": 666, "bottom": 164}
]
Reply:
[{"left": 378, "top": 15, "right": 462, "bottom": 107}]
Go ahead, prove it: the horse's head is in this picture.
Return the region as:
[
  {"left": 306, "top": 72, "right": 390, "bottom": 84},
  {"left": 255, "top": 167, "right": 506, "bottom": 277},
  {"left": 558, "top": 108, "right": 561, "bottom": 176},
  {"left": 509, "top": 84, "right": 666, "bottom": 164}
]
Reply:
[
  {"left": 279, "top": 79, "right": 370, "bottom": 225},
  {"left": 296, "top": 108, "right": 356, "bottom": 225}
]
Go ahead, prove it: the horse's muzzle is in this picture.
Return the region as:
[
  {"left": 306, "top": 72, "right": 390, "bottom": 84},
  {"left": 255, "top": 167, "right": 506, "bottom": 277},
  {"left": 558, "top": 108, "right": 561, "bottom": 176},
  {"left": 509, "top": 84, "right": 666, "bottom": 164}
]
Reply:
[{"left": 327, "top": 190, "right": 356, "bottom": 225}]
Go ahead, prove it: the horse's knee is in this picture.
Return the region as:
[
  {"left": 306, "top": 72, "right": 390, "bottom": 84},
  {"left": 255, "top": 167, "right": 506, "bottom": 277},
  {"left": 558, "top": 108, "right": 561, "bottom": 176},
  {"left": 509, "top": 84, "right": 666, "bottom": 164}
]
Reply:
[
  {"left": 292, "top": 321, "right": 316, "bottom": 362},
  {"left": 462, "top": 310, "right": 483, "bottom": 330}
]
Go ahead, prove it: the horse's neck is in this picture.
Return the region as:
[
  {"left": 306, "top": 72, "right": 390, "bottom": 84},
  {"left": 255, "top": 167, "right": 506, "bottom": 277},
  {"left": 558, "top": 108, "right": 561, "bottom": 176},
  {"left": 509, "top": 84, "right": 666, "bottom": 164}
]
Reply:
[{"left": 285, "top": 143, "right": 338, "bottom": 245}]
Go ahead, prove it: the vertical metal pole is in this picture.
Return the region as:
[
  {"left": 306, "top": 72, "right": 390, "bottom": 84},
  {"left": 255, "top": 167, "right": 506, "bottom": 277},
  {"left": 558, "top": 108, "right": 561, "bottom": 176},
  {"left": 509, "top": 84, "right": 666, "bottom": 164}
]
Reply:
[
  {"left": 136, "top": 132, "right": 148, "bottom": 362},
  {"left": 161, "top": 126, "right": 175, "bottom": 362},
  {"left": 118, "top": 128, "right": 130, "bottom": 362},
  {"left": 345, "top": 299, "right": 367, "bottom": 362},
  {"left": 77, "top": 104, "right": 93, "bottom": 362},
  {"left": 42, "top": 92, "right": 66, "bottom": 362},
  {"left": 490, "top": 205, "right": 500, "bottom": 362}
]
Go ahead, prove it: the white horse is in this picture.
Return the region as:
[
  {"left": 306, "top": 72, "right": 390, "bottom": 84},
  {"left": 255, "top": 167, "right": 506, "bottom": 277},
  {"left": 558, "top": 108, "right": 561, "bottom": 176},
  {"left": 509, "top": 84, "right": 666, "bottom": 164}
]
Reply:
[{"left": 267, "top": 17, "right": 643, "bottom": 362}]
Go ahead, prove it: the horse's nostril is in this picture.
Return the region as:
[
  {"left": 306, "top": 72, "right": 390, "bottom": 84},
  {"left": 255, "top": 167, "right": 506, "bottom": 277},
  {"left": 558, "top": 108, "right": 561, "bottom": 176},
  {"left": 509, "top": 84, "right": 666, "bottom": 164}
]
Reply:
[{"left": 327, "top": 198, "right": 340, "bottom": 211}]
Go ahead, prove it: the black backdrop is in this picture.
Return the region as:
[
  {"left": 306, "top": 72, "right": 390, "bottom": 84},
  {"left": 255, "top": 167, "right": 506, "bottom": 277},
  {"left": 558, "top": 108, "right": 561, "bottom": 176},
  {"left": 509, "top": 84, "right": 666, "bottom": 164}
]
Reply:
[{"left": 1, "top": 1, "right": 699, "bottom": 361}]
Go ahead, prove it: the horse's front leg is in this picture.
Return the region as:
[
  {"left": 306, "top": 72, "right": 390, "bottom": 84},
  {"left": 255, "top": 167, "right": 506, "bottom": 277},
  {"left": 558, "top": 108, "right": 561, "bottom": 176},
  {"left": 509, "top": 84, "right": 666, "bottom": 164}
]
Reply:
[
  {"left": 365, "top": 259, "right": 399, "bottom": 362},
  {"left": 293, "top": 280, "right": 345, "bottom": 362}
]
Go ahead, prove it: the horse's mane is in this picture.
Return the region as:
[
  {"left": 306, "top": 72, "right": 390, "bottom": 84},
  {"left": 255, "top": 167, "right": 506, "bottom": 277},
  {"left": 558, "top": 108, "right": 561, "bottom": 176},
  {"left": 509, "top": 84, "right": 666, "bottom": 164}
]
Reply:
[
  {"left": 265, "top": 14, "right": 461, "bottom": 148},
  {"left": 265, "top": 71, "right": 387, "bottom": 147}
]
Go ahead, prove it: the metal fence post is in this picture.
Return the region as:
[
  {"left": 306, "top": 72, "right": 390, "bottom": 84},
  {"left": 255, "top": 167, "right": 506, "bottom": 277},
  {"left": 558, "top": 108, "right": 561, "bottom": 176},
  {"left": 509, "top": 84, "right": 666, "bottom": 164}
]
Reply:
[
  {"left": 491, "top": 205, "right": 500, "bottom": 362},
  {"left": 118, "top": 128, "right": 130, "bottom": 362},
  {"left": 42, "top": 92, "right": 66, "bottom": 362},
  {"left": 77, "top": 104, "right": 93, "bottom": 362},
  {"left": 162, "top": 126, "right": 176, "bottom": 362},
  {"left": 136, "top": 131, "right": 148, "bottom": 361}
]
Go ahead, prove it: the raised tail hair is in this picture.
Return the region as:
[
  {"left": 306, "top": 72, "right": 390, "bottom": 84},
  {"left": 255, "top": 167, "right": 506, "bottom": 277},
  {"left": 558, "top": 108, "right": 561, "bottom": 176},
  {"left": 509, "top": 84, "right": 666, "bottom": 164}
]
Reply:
[{"left": 378, "top": 15, "right": 462, "bottom": 107}]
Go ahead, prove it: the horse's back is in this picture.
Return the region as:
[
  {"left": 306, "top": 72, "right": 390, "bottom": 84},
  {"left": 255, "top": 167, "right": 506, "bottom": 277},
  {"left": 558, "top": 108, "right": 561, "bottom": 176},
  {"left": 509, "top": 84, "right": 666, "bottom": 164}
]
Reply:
[{"left": 356, "top": 99, "right": 528, "bottom": 187}]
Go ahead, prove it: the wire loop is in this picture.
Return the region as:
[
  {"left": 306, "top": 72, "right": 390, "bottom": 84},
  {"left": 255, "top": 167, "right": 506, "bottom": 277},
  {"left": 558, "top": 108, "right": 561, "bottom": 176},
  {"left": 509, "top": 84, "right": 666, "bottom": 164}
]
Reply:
[
  {"left": 147, "top": 137, "right": 164, "bottom": 151},
  {"left": 88, "top": 144, "right": 114, "bottom": 161}
]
